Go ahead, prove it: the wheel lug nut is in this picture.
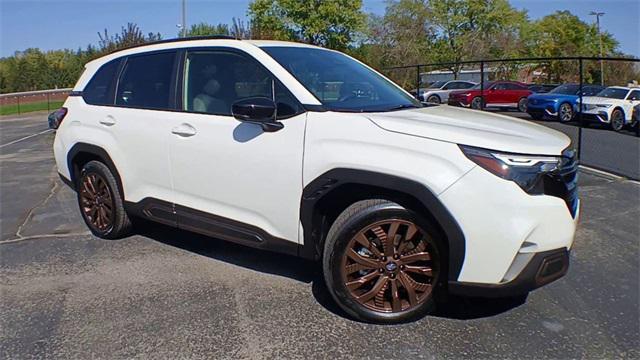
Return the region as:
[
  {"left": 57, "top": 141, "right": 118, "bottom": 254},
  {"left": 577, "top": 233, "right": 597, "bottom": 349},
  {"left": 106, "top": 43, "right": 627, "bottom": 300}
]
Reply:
[
  {"left": 400, "top": 265, "right": 405, "bottom": 270},
  {"left": 390, "top": 273, "right": 395, "bottom": 279},
  {"left": 393, "top": 254, "right": 400, "bottom": 260},
  {"left": 381, "top": 256, "right": 387, "bottom": 261},
  {"left": 379, "top": 268, "right": 384, "bottom": 273}
]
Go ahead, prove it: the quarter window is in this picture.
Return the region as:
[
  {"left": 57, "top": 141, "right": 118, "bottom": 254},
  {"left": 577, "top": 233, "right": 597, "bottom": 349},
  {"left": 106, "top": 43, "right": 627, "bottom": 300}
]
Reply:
[
  {"left": 116, "top": 52, "right": 176, "bottom": 110},
  {"left": 83, "top": 59, "right": 120, "bottom": 105},
  {"left": 627, "top": 90, "right": 640, "bottom": 100}
]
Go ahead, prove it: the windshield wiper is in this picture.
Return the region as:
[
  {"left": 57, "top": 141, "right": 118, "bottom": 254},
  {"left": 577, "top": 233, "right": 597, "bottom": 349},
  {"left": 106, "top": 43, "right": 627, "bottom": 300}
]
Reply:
[{"left": 385, "top": 104, "right": 422, "bottom": 111}]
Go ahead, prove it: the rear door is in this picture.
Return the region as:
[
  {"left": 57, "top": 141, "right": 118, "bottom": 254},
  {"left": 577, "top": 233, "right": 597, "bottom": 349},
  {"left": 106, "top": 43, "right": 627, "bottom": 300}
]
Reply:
[{"left": 101, "top": 51, "right": 181, "bottom": 222}]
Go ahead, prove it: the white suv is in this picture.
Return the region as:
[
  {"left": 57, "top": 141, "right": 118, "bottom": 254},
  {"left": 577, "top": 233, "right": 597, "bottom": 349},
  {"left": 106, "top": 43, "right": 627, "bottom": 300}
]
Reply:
[
  {"left": 53, "top": 37, "right": 578, "bottom": 323},
  {"left": 580, "top": 86, "right": 640, "bottom": 131}
]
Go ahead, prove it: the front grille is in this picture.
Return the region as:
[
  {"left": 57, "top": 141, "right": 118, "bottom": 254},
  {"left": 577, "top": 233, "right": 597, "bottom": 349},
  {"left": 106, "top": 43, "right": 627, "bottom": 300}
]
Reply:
[{"left": 543, "top": 148, "right": 579, "bottom": 217}]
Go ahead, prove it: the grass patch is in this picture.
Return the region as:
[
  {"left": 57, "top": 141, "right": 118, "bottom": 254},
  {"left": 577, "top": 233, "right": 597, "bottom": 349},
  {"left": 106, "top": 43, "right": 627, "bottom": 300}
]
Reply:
[{"left": 0, "top": 101, "right": 65, "bottom": 116}]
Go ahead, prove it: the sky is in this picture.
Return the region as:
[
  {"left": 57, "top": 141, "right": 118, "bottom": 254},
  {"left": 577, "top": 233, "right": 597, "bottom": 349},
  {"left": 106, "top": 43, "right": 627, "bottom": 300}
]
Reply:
[{"left": 1, "top": 0, "right": 638, "bottom": 58}]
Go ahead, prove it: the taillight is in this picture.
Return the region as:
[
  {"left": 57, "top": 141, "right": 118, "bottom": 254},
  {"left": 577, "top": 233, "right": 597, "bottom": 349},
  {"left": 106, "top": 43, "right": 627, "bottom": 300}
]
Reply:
[{"left": 48, "top": 107, "right": 67, "bottom": 129}]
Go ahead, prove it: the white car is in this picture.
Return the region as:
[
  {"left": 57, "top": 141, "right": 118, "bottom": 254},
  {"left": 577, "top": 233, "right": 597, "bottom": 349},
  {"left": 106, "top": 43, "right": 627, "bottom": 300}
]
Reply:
[
  {"left": 416, "top": 80, "right": 476, "bottom": 103},
  {"left": 580, "top": 86, "right": 640, "bottom": 131},
  {"left": 53, "top": 37, "right": 578, "bottom": 324}
]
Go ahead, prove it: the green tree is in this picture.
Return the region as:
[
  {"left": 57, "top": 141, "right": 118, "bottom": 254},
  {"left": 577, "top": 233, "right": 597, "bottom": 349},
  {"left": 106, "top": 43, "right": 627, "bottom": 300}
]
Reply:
[
  {"left": 97, "top": 22, "right": 162, "bottom": 55},
  {"left": 248, "top": 0, "right": 366, "bottom": 50},
  {"left": 184, "top": 22, "right": 230, "bottom": 37}
]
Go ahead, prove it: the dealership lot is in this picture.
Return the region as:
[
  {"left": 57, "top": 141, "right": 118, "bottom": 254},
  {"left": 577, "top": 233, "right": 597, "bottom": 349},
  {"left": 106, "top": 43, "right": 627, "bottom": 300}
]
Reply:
[{"left": 1, "top": 112, "right": 638, "bottom": 359}]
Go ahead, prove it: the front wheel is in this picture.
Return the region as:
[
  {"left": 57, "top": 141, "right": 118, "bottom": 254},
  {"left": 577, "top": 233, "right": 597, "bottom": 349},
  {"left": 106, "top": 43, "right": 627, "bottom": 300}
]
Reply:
[
  {"left": 558, "top": 102, "right": 574, "bottom": 122},
  {"left": 322, "top": 199, "right": 442, "bottom": 324},
  {"left": 471, "top": 97, "right": 483, "bottom": 110},
  {"left": 426, "top": 95, "right": 441, "bottom": 104},
  {"left": 610, "top": 109, "right": 625, "bottom": 132},
  {"left": 518, "top": 97, "right": 528, "bottom": 112}
]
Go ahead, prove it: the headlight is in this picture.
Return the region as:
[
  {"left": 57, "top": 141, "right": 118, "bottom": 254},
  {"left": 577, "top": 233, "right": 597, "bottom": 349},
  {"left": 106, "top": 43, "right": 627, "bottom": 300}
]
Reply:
[
  {"left": 596, "top": 104, "right": 612, "bottom": 108},
  {"left": 459, "top": 145, "right": 561, "bottom": 194}
]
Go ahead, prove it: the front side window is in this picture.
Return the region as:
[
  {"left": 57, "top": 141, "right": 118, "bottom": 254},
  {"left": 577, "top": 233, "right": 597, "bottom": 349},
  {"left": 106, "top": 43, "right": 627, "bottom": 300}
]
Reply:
[
  {"left": 84, "top": 59, "right": 120, "bottom": 105},
  {"left": 116, "top": 52, "right": 176, "bottom": 110},
  {"left": 183, "top": 50, "right": 302, "bottom": 118},
  {"left": 596, "top": 87, "right": 629, "bottom": 99},
  {"left": 261, "top": 46, "right": 421, "bottom": 112}
]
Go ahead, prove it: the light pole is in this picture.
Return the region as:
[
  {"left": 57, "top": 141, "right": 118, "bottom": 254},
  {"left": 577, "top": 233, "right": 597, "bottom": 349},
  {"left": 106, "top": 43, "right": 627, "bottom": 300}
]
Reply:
[
  {"left": 589, "top": 11, "right": 605, "bottom": 86},
  {"left": 179, "top": 0, "right": 187, "bottom": 37}
]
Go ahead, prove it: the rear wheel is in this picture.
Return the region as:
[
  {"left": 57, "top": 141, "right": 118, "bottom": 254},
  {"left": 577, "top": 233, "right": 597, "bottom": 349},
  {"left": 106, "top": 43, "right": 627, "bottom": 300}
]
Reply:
[
  {"left": 323, "top": 199, "right": 442, "bottom": 324},
  {"left": 518, "top": 97, "right": 528, "bottom": 112},
  {"left": 77, "top": 161, "right": 131, "bottom": 239},
  {"left": 558, "top": 102, "right": 574, "bottom": 122},
  {"left": 610, "top": 109, "right": 625, "bottom": 132}
]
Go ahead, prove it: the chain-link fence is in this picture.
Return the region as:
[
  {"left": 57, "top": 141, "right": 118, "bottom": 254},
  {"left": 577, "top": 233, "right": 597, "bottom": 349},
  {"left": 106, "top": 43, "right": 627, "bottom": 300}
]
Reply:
[
  {"left": 0, "top": 88, "right": 72, "bottom": 116},
  {"left": 383, "top": 57, "right": 640, "bottom": 179}
]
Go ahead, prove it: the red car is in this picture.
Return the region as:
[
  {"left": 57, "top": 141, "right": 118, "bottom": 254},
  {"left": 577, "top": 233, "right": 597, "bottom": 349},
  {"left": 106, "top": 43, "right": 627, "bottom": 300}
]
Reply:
[{"left": 448, "top": 81, "right": 532, "bottom": 112}]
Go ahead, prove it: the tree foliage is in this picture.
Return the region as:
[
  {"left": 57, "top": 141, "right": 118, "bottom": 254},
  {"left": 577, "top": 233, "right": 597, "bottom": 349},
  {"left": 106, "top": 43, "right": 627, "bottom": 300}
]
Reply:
[
  {"left": 1, "top": 2, "right": 637, "bottom": 94},
  {"left": 249, "top": 0, "right": 366, "bottom": 50}
]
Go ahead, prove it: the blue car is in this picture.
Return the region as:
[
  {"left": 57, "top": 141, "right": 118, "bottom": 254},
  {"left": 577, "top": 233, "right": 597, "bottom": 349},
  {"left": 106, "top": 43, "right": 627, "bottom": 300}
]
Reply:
[{"left": 527, "top": 84, "right": 604, "bottom": 122}]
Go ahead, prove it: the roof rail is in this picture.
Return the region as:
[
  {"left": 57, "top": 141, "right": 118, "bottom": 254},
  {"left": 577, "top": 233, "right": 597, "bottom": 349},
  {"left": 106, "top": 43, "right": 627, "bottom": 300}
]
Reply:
[{"left": 106, "top": 35, "right": 238, "bottom": 55}]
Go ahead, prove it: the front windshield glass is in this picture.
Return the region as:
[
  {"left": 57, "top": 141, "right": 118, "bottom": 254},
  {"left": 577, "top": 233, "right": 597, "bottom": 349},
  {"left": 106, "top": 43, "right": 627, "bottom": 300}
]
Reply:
[
  {"left": 596, "top": 87, "right": 628, "bottom": 99},
  {"left": 549, "top": 84, "right": 580, "bottom": 95},
  {"left": 261, "top": 47, "right": 421, "bottom": 112},
  {"left": 471, "top": 82, "right": 492, "bottom": 89}
]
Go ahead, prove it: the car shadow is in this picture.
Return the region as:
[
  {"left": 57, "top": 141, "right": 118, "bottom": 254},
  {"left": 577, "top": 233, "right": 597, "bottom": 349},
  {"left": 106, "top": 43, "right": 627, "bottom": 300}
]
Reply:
[{"left": 132, "top": 219, "right": 525, "bottom": 322}]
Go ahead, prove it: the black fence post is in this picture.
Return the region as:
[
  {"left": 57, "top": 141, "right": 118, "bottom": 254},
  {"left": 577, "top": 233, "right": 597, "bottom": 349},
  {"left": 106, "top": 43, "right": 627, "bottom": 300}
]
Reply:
[
  {"left": 47, "top": 92, "right": 51, "bottom": 112},
  {"left": 577, "top": 58, "right": 583, "bottom": 160},
  {"left": 480, "top": 61, "right": 485, "bottom": 110},
  {"left": 416, "top": 65, "right": 421, "bottom": 101},
  {"left": 16, "top": 96, "right": 20, "bottom": 115}
]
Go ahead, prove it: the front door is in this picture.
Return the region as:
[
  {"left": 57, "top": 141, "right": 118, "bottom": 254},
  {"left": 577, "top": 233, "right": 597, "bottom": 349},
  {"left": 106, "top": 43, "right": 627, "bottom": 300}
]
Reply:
[{"left": 169, "top": 49, "right": 306, "bottom": 245}]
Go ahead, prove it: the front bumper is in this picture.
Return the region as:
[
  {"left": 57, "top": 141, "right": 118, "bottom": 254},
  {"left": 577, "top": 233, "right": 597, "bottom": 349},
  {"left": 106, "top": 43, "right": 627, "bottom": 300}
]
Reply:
[
  {"left": 448, "top": 99, "right": 470, "bottom": 107},
  {"left": 438, "top": 165, "right": 578, "bottom": 285},
  {"left": 448, "top": 247, "right": 570, "bottom": 297},
  {"left": 579, "top": 110, "right": 609, "bottom": 123}
]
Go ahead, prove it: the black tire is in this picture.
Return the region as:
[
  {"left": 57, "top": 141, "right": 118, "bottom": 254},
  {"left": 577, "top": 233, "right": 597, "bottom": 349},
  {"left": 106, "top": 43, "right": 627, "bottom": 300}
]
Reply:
[
  {"left": 517, "top": 97, "right": 528, "bottom": 112},
  {"left": 610, "top": 109, "right": 625, "bottom": 132},
  {"left": 426, "top": 95, "right": 441, "bottom": 104},
  {"left": 77, "top": 160, "right": 131, "bottom": 239},
  {"left": 557, "top": 102, "right": 574, "bottom": 122},
  {"left": 322, "top": 199, "right": 442, "bottom": 324},
  {"left": 471, "top": 97, "right": 483, "bottom": 110}
]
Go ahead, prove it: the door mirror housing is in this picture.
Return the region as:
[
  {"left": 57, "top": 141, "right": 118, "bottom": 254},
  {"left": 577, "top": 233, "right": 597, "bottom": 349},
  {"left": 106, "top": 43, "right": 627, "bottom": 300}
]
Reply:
[{"left": 232, "top": 97, "right": 283, "bottom": 132}]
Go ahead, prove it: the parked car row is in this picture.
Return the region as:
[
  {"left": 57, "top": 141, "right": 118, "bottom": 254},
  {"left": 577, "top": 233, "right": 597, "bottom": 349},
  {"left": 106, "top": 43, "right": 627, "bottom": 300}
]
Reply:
[{"left": 447, "top": 81, "right": 532, "bottom": 112}]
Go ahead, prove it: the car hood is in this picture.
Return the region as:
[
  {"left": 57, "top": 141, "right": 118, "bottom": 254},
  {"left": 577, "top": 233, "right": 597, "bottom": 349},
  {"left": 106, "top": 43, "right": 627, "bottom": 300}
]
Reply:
[
  {"left": 581, "top": 96, "right": 621, "bottom": 105},
  {"left": 529, "top": 93, "right": 576, "bottom": 101},
  {"left": 365, "top": 106, "right": 570, "bottom": 155}
]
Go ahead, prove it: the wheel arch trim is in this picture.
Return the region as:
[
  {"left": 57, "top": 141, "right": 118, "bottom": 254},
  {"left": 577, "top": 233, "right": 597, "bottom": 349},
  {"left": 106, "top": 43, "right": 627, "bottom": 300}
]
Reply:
[
  {"left": 300, "top": 168, "right": 466, "bottom": 281},
  {"left": 66, "top": 142, "right": 124, "bottom": 196}
]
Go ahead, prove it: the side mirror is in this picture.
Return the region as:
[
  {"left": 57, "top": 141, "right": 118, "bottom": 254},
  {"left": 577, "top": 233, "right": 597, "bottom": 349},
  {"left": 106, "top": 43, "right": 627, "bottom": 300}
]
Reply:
[{"left": 232, "top": 97, "right": 283, "bottom": 132}]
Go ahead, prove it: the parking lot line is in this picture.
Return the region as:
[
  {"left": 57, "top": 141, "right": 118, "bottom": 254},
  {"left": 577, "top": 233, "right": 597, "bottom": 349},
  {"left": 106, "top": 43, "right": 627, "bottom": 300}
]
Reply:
[{"left": 0, "top": 128, "right": 52, "bottom": 148}]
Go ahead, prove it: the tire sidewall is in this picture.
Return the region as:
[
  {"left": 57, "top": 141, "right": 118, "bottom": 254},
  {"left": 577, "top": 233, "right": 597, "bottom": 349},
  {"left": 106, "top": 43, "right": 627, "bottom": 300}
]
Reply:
[
  {"left": 471, "top": 97, "right": 482, "bottom": 110},
  {"left": 323, "top": 202, "right": 442, "bottom": 324},
  {"left": 518, "top": 98, "right": 527, "bottom": 112},
  {"left": 427, "top": 95, "right": 441, "bottom": 104}
]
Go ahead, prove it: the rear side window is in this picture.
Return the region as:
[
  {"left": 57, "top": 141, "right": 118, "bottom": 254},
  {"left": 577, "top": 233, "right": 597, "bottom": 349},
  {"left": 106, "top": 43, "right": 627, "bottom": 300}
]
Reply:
[
  {"left": 83, "top": 59, "right": 120, "bottom": 105},
  {"left": 116, "top": 52, "right": 176, "bottom": 110},
  {"left": 505, "top": 83, "right": 525, "bottom": 90}
]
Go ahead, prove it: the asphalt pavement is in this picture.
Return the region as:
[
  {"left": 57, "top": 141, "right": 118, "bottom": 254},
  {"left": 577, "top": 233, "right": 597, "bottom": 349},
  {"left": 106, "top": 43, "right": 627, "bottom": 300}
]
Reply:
[{"left": 1, "top": 112, "right": 639, "bottom": 359}]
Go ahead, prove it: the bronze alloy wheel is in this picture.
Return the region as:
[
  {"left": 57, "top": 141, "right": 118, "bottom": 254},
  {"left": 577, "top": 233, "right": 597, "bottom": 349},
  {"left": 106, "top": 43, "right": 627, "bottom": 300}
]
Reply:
[
  {"left": 340, "top": 219, "right": 438, "bottom": 313},
  {"left": 79, "top": 172, "right": 114, "bottom": 232}
]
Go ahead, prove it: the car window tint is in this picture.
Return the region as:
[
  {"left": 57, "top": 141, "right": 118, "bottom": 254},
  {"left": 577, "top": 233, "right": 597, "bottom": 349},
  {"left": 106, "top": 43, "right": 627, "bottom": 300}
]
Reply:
[
  {"left": 83, "top": 59, "right": 120, "bottom": 105},
  {"left": 627, "top": 90, "right": 640, "bottom": 100},
  {"left": 116, "top": 52, "right": 175, "bottom": 110},
  {"left": 183, "top": 50, "right": 301, "bottom": 119},
  {"left": 505, "top": 83, "right": 523, "bottom": 90},
  {"left": 494, "top": 83, "right": 507, "bottom": 90}
]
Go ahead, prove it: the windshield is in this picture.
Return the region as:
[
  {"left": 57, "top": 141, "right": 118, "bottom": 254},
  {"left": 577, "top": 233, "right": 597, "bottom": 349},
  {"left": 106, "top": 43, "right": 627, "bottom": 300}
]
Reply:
[
  {"left": 596, "top": 88, "right": 629, "bottom": 99},
  {"left": 549, "top": 84, "right": 580, "bottom": 95},
  {"left": 261, "top": 47, "right": 421, "bottom": 112},
  {"left": 471, "top": 82, "right": 492, "bottom": 89}
]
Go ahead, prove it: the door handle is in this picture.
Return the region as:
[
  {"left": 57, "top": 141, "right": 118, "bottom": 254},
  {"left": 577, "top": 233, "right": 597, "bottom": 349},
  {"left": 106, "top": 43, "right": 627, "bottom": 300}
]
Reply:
[
  {"left": 171, "top": 123, "right": 197, "bottom": 137},
  {"left": 99, "top": 116, "right": 116, "bottom": 126}
]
